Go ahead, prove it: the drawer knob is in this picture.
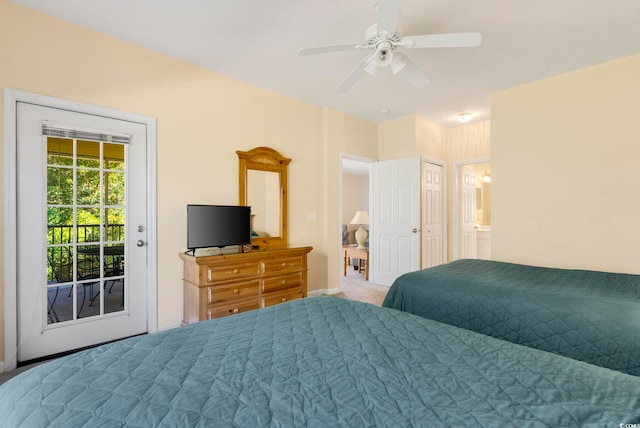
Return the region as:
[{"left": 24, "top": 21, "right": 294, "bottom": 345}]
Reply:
[
  {"left": 232, "top": 308, "right": 239, "bottom": 314},
  {"left": 233, "top": 269, "right": 239, "bottom": 274},
  {"left": 281, "top": 297, "right": 287, "bottom": 302},
  {"left": 281, "top": 262, "right": 287, "bottom": 268},
  {"left": 233, "top": 288, "right": 239, "bottom": 294},
  {"left": 281, "top": 280, "right": 287, "bottom": 285}
]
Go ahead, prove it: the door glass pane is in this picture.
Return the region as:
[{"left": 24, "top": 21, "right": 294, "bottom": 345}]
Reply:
[
  {"left": 105, "top": 279, "right": 125, "bottom": 315},
  {"left": 104, "top": 143, "right": 125, "bottom": 170},
  {"left": 77, "top": 169, "right": 100, "bottom": 205},
  {"left": 47, "top": 138, "right": 73, "bottom": 166},
  {"left": 46, "top": 137, "right": 127, "bottom": 325},
  {"left": 47, "top": 167, "right": 73, "bottom": 205},
  {"left": 77, "top": 208, "right": 100, "bottom": 243},
  {"left": 77, "top": 281, "right": 100, "bottom": 319},
  {"left": 105, "top": 208, "right": 125, "bottom": 242},
  {"left": 47, "top": 207, "right": 74, "bottom": 245},
  {"left": 104, "top": 172, "right": 125, "bottom": 205},
  {"left": 47, "top": 284, "right": 73, "bottom": 324},
  {"left": 77, "top": 140, "right": 100, "bottom": 168}
]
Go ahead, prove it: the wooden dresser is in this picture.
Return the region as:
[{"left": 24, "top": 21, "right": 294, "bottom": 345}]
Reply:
[{"left": 180, "top": 246, "right": 312, "bottom": 324}]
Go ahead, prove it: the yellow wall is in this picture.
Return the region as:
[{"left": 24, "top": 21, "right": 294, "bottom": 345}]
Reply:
[
  {"left": 445, "top": 121, "right": 490, "bottom": 162},
  {"left": 378, "top": 116, "right": 417, "bottom": 160},
  {"left": 491, "top": 53, "right": 640, "bottom": 273},
  {"left": 416, "top": 116, "right": 446, "bottom": 160},
  {"left": 0, "top": 1, "right": 377, "bottom": 363}
]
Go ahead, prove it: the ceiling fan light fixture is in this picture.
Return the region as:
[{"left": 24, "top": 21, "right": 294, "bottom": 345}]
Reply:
[{"left": 373, "top": 51, "right": 392, "bottom": 67}]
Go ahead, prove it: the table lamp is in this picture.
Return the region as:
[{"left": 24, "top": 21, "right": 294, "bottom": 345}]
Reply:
[{"left": 349, "top": 211, "right": 369, "bottom": 249}]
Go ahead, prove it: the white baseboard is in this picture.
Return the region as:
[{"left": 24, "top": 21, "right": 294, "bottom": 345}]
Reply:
[{"left": 308, "top": 287, "right": 342, "bottom": 297}]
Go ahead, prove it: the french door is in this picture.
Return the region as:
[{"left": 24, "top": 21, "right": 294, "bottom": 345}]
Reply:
[{"left": 16, "top": 102, "right": 149, "bottom": 362}]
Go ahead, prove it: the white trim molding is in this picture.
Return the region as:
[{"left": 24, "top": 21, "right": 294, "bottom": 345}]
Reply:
[{"left": 3, "top": 89, "right": 158, "bottom": 371}]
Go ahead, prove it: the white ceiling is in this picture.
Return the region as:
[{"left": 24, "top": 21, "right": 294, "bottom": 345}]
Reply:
[{"left": 11, "top": 0, "right": 640, "bottom": 127}]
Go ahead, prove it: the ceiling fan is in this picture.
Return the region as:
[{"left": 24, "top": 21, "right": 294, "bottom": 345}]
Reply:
[{"left": 298, "top": 0, "right": 481, "bottom": 92}]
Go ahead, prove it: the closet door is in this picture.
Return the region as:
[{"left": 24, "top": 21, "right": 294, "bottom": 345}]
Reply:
[{"left": 422, "top": 161, "right": 444, "bottom": 268}]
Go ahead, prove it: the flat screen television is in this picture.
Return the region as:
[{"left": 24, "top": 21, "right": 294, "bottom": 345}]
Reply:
[{"left": 187, "top": 204, "right": 252, "bottom": 251}]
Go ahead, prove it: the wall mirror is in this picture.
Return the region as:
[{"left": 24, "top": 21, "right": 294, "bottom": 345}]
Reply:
[{"left": 237, "top": 147, "right": 290, "bottom": 249}]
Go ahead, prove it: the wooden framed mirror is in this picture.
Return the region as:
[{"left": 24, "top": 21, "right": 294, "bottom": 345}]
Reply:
[{"left": 237, "top": 147, "right": 290, "bottom": 250}]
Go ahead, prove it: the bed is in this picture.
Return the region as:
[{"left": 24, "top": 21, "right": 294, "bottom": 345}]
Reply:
[
  {"left": 1, "top": 297, "right": 639, "bottom": 427},
  {"left": 383, "top": 259, "right": 640, "bottom": 376}
]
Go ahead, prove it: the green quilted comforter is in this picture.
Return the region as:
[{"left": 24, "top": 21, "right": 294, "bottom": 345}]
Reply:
[
  {"left": 1, "top": 297, "right": 639, "bottom": 427},
  {"left": 383, "top": 259, "right": 640, "bottom": 376}
]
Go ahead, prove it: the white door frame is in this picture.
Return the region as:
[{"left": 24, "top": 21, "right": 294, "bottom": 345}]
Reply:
[
  {"left": 3, "top": 89, "right": 158, "bottom": 371},
  {"left": 451, "top": 157, "right": 490, "bottom": 260},
  {"left": 421, "top": 157, "right": 447, "bottom": 268}
]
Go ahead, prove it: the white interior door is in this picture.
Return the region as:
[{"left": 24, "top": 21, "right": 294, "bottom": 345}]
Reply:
[
  {"left": 422, "top": 161, "right": 444, "bottom": 268},
  {"left": 372, "top": 157, "right": 421, "bottom": 286},
  {"left": 460, "top": 167, "right": 477, "bottom": 259},
  {"left": 16, "top": 102, "right": 149, "bottom": 362}
]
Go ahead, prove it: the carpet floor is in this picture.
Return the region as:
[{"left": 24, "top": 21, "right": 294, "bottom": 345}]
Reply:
[{"left": 336, "top": 268, "right": 389, "bottom": 306}]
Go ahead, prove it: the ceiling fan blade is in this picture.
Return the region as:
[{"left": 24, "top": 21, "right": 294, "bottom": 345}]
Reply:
[
  {"left": 402, "top": 32, "right": 482, "bottom": 48},
  {"left": 298, "top": 43, "right": 363, "bottom": 56},
  {"left": 399, "top": 55, "right": 430, "bottom": 88},
  {"left": 376, "top": 0, "right": 402, "bottom": 34},
  {"left": 337, "top": 55, "right": 373, "bottom": 93}
]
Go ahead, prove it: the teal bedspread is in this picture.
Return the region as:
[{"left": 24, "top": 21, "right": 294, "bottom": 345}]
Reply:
[
  {"left": 383, "top": 259, "right": 640, "bottom": 376},
  {"left": 1, "top": 297, "right": 639, "bottom": 427}
]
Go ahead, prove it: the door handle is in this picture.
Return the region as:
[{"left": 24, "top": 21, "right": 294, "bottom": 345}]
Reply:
[
  {"left": 412, "top": 228, "right": 419, "bottom": 233},
  {"left": 136, "top": 240, "right": 145, "bottom": 247}
]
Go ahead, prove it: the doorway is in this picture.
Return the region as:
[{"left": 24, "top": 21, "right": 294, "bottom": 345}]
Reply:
[
  {"left": 4, "top": 90, "right": 157, "bottom": 370},
  {"left": 340, "top": 154, "right": 373, "bottom": 285},
  {"left": 453, "top": 159, "right": 491, "bottom": 260}
]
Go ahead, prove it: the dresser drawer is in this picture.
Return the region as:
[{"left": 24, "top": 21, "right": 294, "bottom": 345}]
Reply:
[
  {"left": 207, "top": 280, "right": 259, "bottom": 304},
  {"left": 261, "top": 287, "right": 303, "bottom": 308},
  {"left": 207, "top": 299, "right": 260, "bottom": 319},
  {"left": 261, "top": 272, "right": 302, "bottom": 293},
  {"left": 261, "top": 256, "right": 303, "bottom": 275},
  {"left": 207, "top": 262, "right": 260, "bottom": 283}
]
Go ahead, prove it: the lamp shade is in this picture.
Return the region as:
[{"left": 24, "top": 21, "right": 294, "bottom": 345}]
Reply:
[{"left": 350, "top": 211, "right": 369, "bottom": 225}]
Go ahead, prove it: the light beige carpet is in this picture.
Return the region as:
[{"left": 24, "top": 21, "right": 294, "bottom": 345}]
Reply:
[{"left": 335, "top": 269, "right": 389, "bottom": 306}]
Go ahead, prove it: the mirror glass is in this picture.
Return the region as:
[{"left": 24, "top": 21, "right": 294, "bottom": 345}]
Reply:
[{"left": 247, "top": 170, "right": 280, "bottom": 238}]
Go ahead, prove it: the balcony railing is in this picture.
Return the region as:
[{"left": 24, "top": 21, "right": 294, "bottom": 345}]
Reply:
[
  {"left": 48, "top": 224, "right": 124, "bottom": 245},
  {"left": 47, "top": 224, "right": 124, "bottom": 283}
]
